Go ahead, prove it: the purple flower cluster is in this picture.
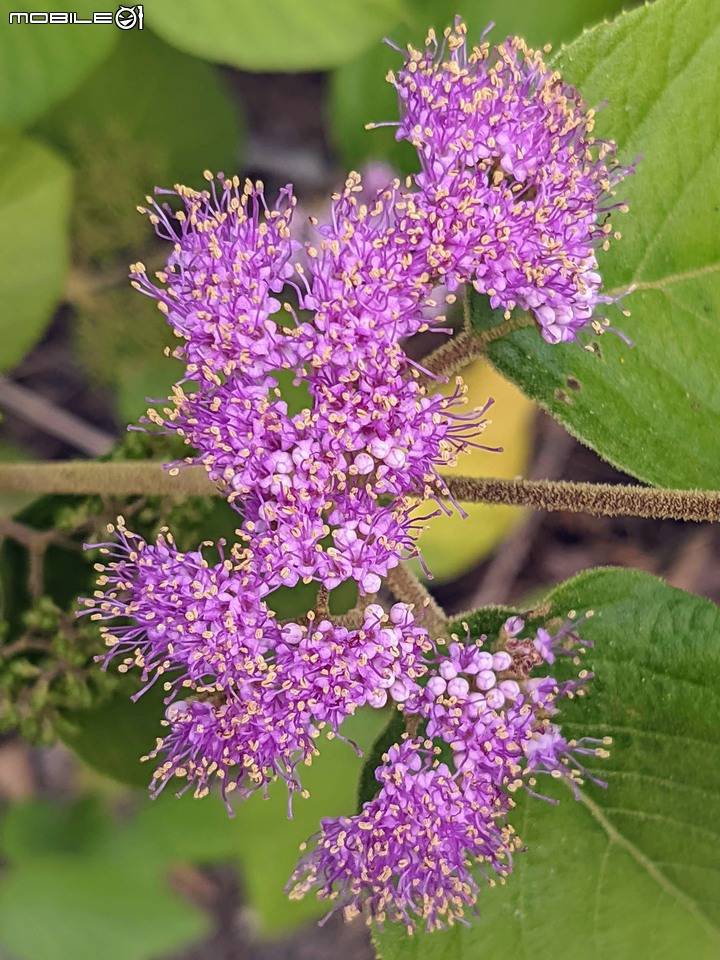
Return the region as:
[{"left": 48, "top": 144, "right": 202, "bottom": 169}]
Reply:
[
  {"left": 83, "top": 168, "right": 479, "bottom": 800},
  {"left": 130, "top": 171, "right": 493, "bottom": 596},
  {"left": 81, "top": 18, "right": 624, "bottom": 933},
  {"left": 387, "top": 21, "right": 630, "bottom": 343},
  {"left": 84, "top": 517, "right": 431, "bottom": 805},
  {"left": 290, "top": 738, "right": 517, "bottom": 930},
  {"left": 289, "top": 615, "right": 609, "bottom": 929}
]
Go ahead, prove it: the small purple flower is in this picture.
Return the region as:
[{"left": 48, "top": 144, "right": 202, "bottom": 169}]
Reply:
[
  {"left": 407, "top": 634, "right": 531, "bottom": 782},
  {"left": 388, "top": 22, "right": 632, "bottom": 343},
  {"left": 525, "top": 724, "right": 612, "bottom": 797},
  {"left": 131, "top": 175, "right": 303, "bottom": 380},
  {"left": 146, "top": 689, "right": 318, "bottom": 810},
  {"left": 312, "top": 349, "right": 495, "bottom": 501},
  {"left": 287, "top": 739, "right": 518, "bottom": 931},
  {"left": 302, "top": 174, "right": 433, "bottom": 348}
]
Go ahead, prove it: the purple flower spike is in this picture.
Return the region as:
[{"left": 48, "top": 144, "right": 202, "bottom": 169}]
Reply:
[
  {"left": 147, "top": 691, "right": 318, "bottom": 811},
  {"left": 80, "top": 521, "right": 279, "bottom": 696},
  {"left": 389, "top": 21, "right": 632, "bottom": 343},
  {"left": 288, "top": 739, "right": 518, "bottom": 931},
  {"left": 130, "top": 174, "right": 303, "bottom": 381}
]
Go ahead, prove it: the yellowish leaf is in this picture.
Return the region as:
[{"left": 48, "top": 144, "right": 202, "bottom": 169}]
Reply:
[{"left": 412, "top": 359, "right": 535, "bottom": 583}]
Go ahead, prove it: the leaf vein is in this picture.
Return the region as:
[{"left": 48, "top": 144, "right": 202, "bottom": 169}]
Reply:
[
  {"left": 577, "top": 790, "right": 720, "bottom": 940},
  {"left": 602, "top": 807, "right": 720, "bottom": 843},
  {"left": 607, "top": 261, "right": 720, "bottom": 298}
]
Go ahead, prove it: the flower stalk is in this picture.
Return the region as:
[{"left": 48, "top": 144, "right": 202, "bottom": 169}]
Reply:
[{"left": 421, "top": 312, "right": 536, "bottom": 380}]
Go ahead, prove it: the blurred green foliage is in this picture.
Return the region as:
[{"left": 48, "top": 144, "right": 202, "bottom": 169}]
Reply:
[
  {"left": 0, "top": 0, "right": 117, "bottom": 126},
  {"left": 35, "top": 28, "right": 243, "bottom": 421},
  {"left": 144, "top": 0, "right": 405, "bottom": 71},
  {"left": 1, "top": 25, "right": 242, "bottom": 420},
  {"left": 0, "top": 134, "right": 72, "bottom": 374},
  {"left": 0, "top": 795, "right": 209, "bottom": 960},
  {"left": 34, "top": 28, "right": 243, "bottom": 198},
  {"left": 0, "top": 708, "right": 388, "bottom": 958}
]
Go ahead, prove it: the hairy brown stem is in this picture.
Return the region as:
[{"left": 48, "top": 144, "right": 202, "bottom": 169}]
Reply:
[
  {"left": 315, "top": 585, "right": 330, "bottom": 619},
  {"left": 331, "top": 607, "right": 366, "bottom": 629},
  {"left": 0, "top": 462, "right": 220, "bottom": 497},
  {"left": 1, "top": 461, "right": 719, "bottom": 523},
  {"left": 421, "top": 312, "right": 535, "bottom": 380},
  {"left": 420, "top": 328, "right": 477, "bottom": 381},
  {"left": 444, "top": 476, "right": 720, "bottom": 523}
]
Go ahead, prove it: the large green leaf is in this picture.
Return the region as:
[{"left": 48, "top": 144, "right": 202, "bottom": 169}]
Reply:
[
  {"left": 330, "top": 0, "right": 634, "bottom": 171},
  {"left": 471, "top": 0, "right": 720, "bottom": 488},
  {"left": 374, "top": 568, "right": 720, "bottom": 959},
  {"left": 0, "top": 134, "right": 72, "bottom": 373},
  {"left": 0, "top": 0, "right": 117, "bottom": 127},
  {"left": 145, "top": 0, "right": 404, "bottom": 71}
]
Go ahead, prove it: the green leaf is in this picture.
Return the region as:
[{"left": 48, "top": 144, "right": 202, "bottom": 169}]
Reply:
[
  {"left": 0, "top": 134, "right": 72, "bottom": 374},
  {"left": 329, "top": 0, "right": 633, "bottom": 171},
  {"left": 471, "top": 0, "right": 720, "bottom": 489},
  {"left": 375, "top": 568, "right": 720, "bottom": 959},
  {"left": 61, "top": 677, "right": 167, "bottom": 789},
  {"left": 145, "top": 0, "right": 404, "bottom": 71},
  {"left": 0, "top": 0, "right": 117, "bottom": 127},
  {"left": 2, "top": 796, "right": 108, "bottom": 860}
]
